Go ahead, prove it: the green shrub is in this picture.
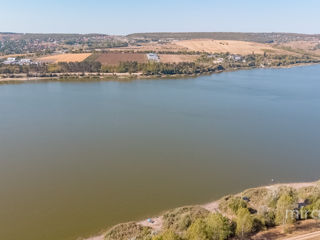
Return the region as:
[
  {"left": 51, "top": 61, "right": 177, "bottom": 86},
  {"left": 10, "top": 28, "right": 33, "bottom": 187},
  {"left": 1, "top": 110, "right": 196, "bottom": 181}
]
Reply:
[
  {"left": 104, "top": 222, "right": 152, "bottom": 240},
  {"left": 219, "top": 195, "right": 247, "bottom": 215},
  {"left": 184, "top": 213, "right": 233, "bottom": 240},
  {"left": 269, "top": 187, "right": 298, "bottom": 210},
  {"left": 162, "top": 206, "right": 209, "bottom": 232},
  {"left": 186, "top": 218, "right": 207, "bottom": 240},
  {"left": 242, "top": 187, "right": 272, "bottom": 207},
  {"left": 297, "top": 186, "right": 320, "bottom": 201},
  {"left": 205, "top": 213, "right": 234, "bottom": 240},
  {"left": 152, "top": 230, "right": 181, "bottom": 240}
]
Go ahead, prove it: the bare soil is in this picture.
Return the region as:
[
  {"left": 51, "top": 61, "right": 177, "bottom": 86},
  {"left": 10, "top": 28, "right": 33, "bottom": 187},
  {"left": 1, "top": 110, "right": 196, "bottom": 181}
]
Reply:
[{"left": 95, "top": 53, "right": 147, "bottom": 66}]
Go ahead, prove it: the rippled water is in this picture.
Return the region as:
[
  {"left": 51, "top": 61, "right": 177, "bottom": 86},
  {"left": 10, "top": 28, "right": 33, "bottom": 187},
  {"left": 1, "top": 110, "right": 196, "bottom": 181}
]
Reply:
[{"left": 1, "top": 65, "right": 320, "bottom": 240}]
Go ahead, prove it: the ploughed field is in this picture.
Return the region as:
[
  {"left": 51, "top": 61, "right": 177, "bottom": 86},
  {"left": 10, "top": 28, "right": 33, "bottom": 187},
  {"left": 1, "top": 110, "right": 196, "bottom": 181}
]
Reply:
[{"left": 94, "top": 53, "right": 148, "bottom": 66}]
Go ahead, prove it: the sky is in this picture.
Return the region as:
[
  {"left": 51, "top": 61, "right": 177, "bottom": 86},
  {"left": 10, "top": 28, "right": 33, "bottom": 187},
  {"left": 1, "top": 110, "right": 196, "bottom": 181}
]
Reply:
[{"left": 1, "top": 0, "right": 319, "bottom": 35}]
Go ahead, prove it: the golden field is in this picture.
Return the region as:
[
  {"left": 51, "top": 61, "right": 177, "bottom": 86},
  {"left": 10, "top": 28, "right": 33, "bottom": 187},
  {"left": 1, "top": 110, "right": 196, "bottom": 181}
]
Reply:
[
  {"left": 37, "top": 53, "right": 92, "bottom": 63},
  {"left": 174, "top": 39, "right": 290, "bottom": 55},
  {"left": 159, "top": 54, "right": 200, "bottom": 63}
]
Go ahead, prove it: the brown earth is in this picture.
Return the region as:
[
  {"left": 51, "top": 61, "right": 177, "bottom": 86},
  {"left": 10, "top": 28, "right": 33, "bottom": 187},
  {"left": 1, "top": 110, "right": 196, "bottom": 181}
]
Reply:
[
  {"left": 95, "top": 53, "right": 147, "bottom": 66},
  {"left": 253, "top": 219, "right": 320, "bottom": 240}
]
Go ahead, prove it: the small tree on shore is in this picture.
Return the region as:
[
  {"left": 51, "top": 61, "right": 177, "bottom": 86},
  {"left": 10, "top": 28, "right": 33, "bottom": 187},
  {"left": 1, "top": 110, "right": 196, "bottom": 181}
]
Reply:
[
  {"left": 205, "top": 213, "right": 233, "bottom": 240},
  {"left": 275, "top": 193, "right": 296, "bottom": 232},
  {"left": 236, "top": 208, "right": 253, "bottom": 239},
  {"left": 186, "top": 219, "right": 207, "bottom": 240}
]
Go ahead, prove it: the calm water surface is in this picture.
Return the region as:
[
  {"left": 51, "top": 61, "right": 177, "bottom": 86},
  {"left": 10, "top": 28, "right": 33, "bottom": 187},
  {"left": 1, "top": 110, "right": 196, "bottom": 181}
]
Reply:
[{"left": 1, "top": 65, "right": 320, "bottom": 240}]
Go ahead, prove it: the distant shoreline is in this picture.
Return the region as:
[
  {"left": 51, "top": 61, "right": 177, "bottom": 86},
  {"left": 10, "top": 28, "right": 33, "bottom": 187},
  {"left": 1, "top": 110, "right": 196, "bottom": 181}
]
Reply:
[{"left": 1, "top": 62, "right": 319, "bottom": 85}]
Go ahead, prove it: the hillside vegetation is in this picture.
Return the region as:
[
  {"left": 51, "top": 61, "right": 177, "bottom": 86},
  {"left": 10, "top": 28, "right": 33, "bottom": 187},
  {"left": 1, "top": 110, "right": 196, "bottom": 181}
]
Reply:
[{"left": 96, "top": 181, "right": 320, "bottom": 240}]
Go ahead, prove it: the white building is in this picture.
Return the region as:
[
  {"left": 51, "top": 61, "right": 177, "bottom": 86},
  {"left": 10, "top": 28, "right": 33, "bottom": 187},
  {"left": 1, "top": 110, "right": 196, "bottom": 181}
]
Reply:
[
  {"left": 213, "top": 58, "right": 224, "bottom": 64},
  {"left": 3, "top": 57, "right": 16, "bottom": 65},
  {"left": 18, "top": 59, "right": 32, "bottom": 65},
  {"left": 229, "top": 55, "right": 243, "bottom": 62},
  {"left": 147, "top": 53, "right": 160, "bottom": 62}
]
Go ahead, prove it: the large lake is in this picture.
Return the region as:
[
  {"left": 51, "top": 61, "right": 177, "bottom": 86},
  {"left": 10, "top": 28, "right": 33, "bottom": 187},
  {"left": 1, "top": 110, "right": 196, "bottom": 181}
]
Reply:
[{"left": 1, "top": 65, "right": 320, "bottom": 240}]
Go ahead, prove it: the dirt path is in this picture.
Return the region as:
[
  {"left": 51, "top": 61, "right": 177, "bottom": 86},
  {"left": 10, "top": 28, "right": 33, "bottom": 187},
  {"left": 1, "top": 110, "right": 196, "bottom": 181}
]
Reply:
[{"left": 283, "top": 231, "right": 320, "bottom": 240}]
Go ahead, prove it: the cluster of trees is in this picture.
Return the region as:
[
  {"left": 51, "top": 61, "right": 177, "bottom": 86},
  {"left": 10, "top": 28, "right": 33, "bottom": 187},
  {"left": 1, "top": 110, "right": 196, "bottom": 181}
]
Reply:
[
  {"left": 0, "top": 61, "right": 222, "bottom": 75},
  {"left": 51, "top": 62, "right": 102, "bottom": 73},
  {"left": 0, "top": 63, "right": 48, "bottom": 74},
  {"left": 0, "top": 62, "right": 102, "bottom": 74},
  {"left": 101, "top": 62, "right": 224, "bottom": 75}
]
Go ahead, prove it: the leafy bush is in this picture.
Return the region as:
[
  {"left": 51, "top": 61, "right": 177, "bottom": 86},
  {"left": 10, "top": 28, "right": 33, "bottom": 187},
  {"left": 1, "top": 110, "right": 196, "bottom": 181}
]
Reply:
[
  {"left": 219, "top": 195, "right": 247, "bottom": 215},
  {"left": 242, "top": 187, "right": 272, "bottom": 207},
  {"left": 152, "top": 230, "right": 181, "bottom": 240},
  {"left": 205, "top": 213, "right": 234, "bottom": 240},
  {"left": 162, "top": 206, "right": 209, "bottom": 232},
  {"left": 186, "top": 219, "right": 207, "bottom": 240},
  {"left": 297, "top": 186, "right": 320, "bottom": 201},
  {"left": 185, "top": 213, "right": 233, "bottom": 240},
  {"left": 104, "top": 222, "right": 152, "bottom": 240}
]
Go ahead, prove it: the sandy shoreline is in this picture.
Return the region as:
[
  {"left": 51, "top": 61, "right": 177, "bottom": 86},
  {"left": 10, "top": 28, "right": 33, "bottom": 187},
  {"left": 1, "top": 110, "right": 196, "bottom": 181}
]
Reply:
[{"left": 85, "top": 180, "right": 317, "bottom": 240}]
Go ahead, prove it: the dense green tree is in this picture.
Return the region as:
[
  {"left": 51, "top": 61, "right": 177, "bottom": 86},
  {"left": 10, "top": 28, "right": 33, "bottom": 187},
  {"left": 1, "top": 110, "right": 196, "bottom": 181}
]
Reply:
[
  {"left": 152, "top": 230, "right": 181, "bottom": 240},
  {"left": 205, "top": 213, "right": 233, "bottom": 240},
  {"left": 275, "top": 194, "right": 297, "bottom": 226},
  {"left": 186, "top": 219, "right": 207, "bottom": 240}
]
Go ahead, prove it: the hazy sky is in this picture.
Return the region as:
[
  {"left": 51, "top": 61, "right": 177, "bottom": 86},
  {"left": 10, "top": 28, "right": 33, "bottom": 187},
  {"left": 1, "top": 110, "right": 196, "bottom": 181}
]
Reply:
[{"left": 1, "top": 0, "right": 319, "bottom": 35}]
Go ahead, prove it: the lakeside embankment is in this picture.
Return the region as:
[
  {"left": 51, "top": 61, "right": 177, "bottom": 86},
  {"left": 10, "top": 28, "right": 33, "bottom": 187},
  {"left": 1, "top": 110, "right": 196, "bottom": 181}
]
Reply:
[
  {"left": 1, "top": 62, "right": 319, "bottom": 85},
  {"left": 86, "top": 180, "right": 320, "bottom": 240}
]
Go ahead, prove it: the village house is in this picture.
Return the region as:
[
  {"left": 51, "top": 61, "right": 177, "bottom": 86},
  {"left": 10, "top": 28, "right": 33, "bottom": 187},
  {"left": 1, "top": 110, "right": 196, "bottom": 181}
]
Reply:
[
  {"left": 147, "top": 53, "right": 160, "bottom": 62},
  {"left": 213, "top": 58, "right": 224, "bottom": 64},
  {"left": 229, "top": 54, "right": 243, "bottom": 61},
  {"left": 3, "top": 57, "right": 16, "bottom": 65}
]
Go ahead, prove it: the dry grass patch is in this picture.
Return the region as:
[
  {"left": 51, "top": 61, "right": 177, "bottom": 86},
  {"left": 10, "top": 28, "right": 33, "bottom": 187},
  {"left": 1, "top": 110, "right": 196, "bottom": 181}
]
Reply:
[
  {"left": 162, "top": 206, "right": 210, "bottom": 232},
  {"left": 159, "top": 54, "right": 199, "bottom": 63},
  {"left": 174, "top": 39, "right": 290, "bottom": 55},
  {"left": 37, "top": 53, "right": 92, "bottom": 63},
  {"left": 104, "top": 222, "right": 152, "bottom": 240},
  {"left": 278, "top": 41, "right": 320, "bottom": 56}
]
